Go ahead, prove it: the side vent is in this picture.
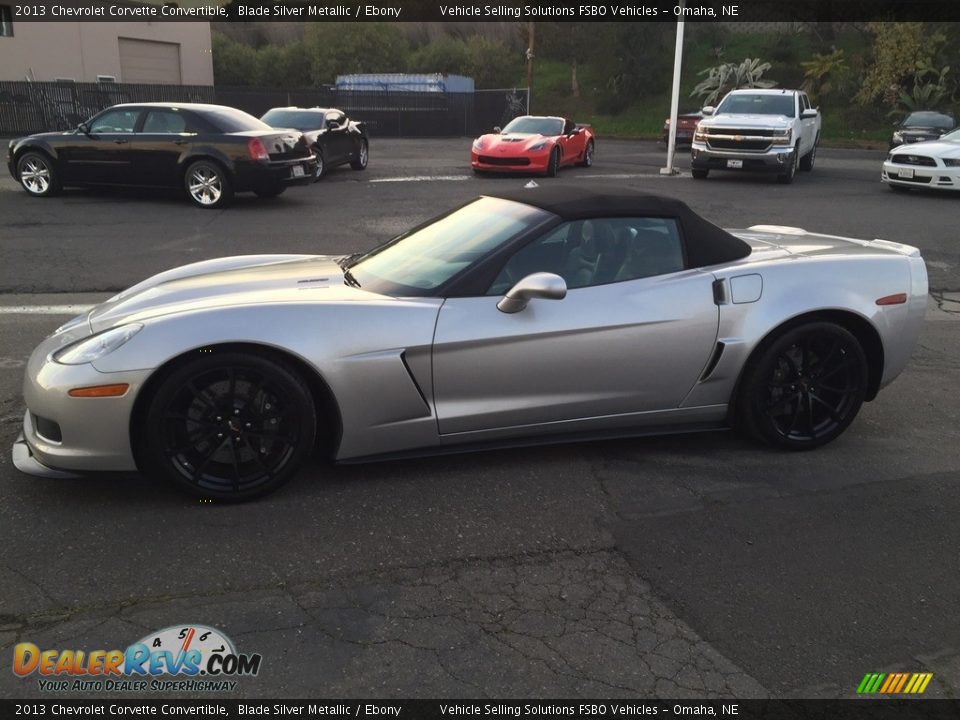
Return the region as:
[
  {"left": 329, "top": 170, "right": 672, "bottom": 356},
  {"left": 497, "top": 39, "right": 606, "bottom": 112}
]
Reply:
[{"left": 699, "top": 342, "right": 726, "bottom": 381}]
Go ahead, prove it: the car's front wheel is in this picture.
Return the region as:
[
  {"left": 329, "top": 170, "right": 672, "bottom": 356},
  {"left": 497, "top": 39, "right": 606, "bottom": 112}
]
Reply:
[
  {"left": 545, "top": 147, "right": 560, "bottom": 177},
  {"left": 141, "top": 351, "right": 317, "bottom": 501},
  {"left": 777, "top": 144, "right": 799, "bottom": 184},
  {"left": 184, "top": 160, "right": 233, "bottom": 209},
  {"left": 691, "top": 168, "right": 709, "bottom": 180},
  {"left": 736, "top": 322, "right": 867, "bottom": 450},
  {"left": 313, "top": 147, "right": 326, "bottom": 180},
  {"left": 350, "top": 140, "right": 368, "bottom": 170},
  {"left": 17, "top": 151, "right": 62, "bottom": 197},
  {"left": 799, "top": 136, "right": 818, "bottom": 171}
]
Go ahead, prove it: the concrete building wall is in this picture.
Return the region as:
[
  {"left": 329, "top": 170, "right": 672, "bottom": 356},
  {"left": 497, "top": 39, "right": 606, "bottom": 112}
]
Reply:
[{"left": 0, "top": 21, "right": 213, "bottom": 84}]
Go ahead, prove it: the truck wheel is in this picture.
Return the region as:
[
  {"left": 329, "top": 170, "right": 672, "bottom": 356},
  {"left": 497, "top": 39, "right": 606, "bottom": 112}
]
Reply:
[
  {"left": 799, "top": 137, "right": 818, "bottom": 172},
  {"left": 777, "top": 145, "right": 798, "bottom": 184},
  {"left": 691, "top": 168, "right": 709, "bottom": 180}
]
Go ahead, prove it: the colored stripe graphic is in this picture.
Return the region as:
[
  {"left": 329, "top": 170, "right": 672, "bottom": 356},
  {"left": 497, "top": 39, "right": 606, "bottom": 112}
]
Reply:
[{"left": 857, "top": 672, "right": 933, "bottom": 694}]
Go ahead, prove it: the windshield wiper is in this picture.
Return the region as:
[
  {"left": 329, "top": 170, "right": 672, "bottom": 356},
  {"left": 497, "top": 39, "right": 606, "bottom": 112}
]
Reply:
[{"left": 337, "top": 256, "right": 362, "bottom": 288}]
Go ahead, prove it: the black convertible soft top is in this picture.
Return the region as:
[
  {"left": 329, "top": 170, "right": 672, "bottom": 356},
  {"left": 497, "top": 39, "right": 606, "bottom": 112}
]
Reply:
[{"left": 485, "top": 185, "right": 751, "bottom": 268}]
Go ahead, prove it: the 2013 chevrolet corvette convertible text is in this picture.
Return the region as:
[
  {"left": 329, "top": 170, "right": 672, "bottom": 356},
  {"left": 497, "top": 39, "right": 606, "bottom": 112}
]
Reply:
[{"left": 13, "top": 187, "right": 928, "bottom": 500}]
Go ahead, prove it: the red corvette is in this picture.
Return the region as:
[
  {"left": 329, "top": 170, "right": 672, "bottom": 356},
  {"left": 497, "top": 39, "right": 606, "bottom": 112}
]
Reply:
[{"left": 471, "top": 115, "right": 596, "bottom": 177}]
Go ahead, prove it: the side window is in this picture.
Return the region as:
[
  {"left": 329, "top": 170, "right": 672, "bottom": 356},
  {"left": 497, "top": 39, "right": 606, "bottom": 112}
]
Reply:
[
  {"left": 142, "top": 110, "right": 188, "bottom": 134},
  {"left": 89, "top": 109, "right": 139, "bottom": 133},
  {"left": 326, "top": 111, "right": 345, "bottom": 128},
  {"left": 563, "top": 119, "right": 575, "bottom": 135},
  {"left": 486, "top": 217, "right": 685, "bottom": 295}
]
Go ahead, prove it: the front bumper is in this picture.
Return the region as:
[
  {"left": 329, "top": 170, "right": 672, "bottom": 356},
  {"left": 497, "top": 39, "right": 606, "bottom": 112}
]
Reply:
[
  {"left": 691, "top": 143, "right": 796, "bottom": 172},
  {"left": 471, "top": 149, "right": 551, "bottom": 174},
  {"left": 882, "top": 160, "right": 960, "bottom": 191},
  {"left": 15, "top": 333, "right": 151, "bottom": 475},
  {"left": 13, "top": 429, "right": 83, "bottom": 479}
]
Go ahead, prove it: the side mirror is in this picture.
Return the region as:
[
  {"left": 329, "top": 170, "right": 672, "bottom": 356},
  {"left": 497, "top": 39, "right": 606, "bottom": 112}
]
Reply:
[
  {"left": 493, "top": 126, "right": 501, "bottom": 134},
  {"left": 701, "top": 106, "right": 715, "bottom": 116},
  {"left": 497, "top": 272, "right": 567, "bottom": 314},
  {"left": 801, "top": 108, "right": 819, "bottom": 119}
]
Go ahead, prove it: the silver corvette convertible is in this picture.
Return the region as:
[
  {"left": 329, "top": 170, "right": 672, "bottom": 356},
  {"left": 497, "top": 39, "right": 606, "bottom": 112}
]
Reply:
[{"left": 14, "top": 187, "right": 927, "bottom": 500}]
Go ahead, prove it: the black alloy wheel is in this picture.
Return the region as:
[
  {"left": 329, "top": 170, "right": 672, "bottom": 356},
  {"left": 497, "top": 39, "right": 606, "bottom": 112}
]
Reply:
[
  {"left": 738, "top": 322, "right": 867, "bottom": 450},
  {"left": 142, "top": 352, "right": 317, "bottom": 500}
]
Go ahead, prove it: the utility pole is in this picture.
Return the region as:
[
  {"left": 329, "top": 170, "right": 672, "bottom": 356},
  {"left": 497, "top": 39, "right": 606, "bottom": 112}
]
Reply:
[
  {"left": 661, "top": 1, "right": 685, "bottom": 175},
  {"left": 526, "top": 21, "right": 535, "bottom": 114}
]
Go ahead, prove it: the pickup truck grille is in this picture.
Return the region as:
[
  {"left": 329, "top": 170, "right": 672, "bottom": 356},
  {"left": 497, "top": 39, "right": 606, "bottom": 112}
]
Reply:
[
  {"left": 703, "top": 127, "right": 777, "bottom": 152},
  {"left": 891, "top": 155, "right": 937, "bottom": 167}
]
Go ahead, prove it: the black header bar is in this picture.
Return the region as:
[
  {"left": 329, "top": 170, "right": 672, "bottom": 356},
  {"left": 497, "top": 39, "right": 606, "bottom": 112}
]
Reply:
[{"left": 8, "top": 0, "right": 960, "bottom": 22}]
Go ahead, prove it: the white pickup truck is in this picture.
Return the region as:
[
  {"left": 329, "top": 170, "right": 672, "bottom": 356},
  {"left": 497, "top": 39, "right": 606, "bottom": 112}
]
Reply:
[{"left": 690, "top": 88, "right": 821, "bottom": 184}]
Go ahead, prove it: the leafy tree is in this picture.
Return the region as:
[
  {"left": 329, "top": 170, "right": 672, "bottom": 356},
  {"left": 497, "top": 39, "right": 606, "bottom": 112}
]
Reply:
[
  {"left": 463, "top": 36, "right": 523, "bottom": 89},
  {"left": 211, "top": 32, "right": 258, "bottom": 86},
  {"left": 801, "top": 49, "right": 848, "bottom": 104},
  {"left": 304, "top": 23, "right": 409, "bottom": 85},
  {"left": 855, "top": 22, "right": 945, "bottom": 106},
  {"left": 252, "top": 42, "right": 313, "bottom": 89},
  {"left": 691, "top": 59, "right": 777, "bottom": 107},
  {"left": 408, "top": 37, "right": 470, "bottom": 75}
]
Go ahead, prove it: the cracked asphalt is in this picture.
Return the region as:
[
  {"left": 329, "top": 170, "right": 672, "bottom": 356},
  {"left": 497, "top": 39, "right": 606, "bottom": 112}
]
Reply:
[{"left": 1, "top": 139, "right": 958, "bottom": 699}]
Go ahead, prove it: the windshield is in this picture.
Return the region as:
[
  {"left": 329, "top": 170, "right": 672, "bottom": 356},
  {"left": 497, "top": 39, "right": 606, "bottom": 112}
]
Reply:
[
  {"left": 204, "top": 107, "right": 274, "bottom": 133},
  {"left": 902, "top": 112, "right": 955, "bottom": 129},
  {"left": 261, "top": 109, "right": 326, "bottom": 132},
  {"left": 939, "top": 128, "right": 960, "bottom": 143},
  {"left": 717, "top": 93, "right": 796, "bottom": 118},
  {"left": 347, "top": 197, "right": 549, "bottom": 296},
  {"left": 502, "top": 116, "right": 564, "bottom": 136}
]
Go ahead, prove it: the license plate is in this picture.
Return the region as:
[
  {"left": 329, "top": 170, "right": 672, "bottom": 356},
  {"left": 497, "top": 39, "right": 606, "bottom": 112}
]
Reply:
[
  {"left": 898, "top": 168, "right": 914, "bottom": 179},
  {"left": 291, "top": 165, "right": 305, "bottom": 178},
  {"left": 726, "top": 159, "right": 743, "bottom": 169}
]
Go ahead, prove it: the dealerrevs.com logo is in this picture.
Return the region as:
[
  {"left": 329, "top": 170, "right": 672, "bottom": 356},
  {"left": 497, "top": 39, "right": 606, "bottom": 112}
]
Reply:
[{"left": 13, "top": 624, "right": 262, "bottom": 693}]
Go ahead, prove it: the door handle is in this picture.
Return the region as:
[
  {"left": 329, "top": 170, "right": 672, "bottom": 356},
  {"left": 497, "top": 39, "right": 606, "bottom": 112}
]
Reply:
[{"left": 113, "top": 139, "right": 128, "bottom": 144}]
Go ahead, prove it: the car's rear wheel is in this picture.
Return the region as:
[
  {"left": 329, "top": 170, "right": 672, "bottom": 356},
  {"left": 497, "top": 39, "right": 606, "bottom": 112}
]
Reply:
[
  {"left": 737, "top": 322, "right": 867, "bottom": 450},
  {"left": 185, "top": 160, "right": 233, "bottom": 209},
  {"left": 691, "top": 168, "right": 709, "bottom": 179},
  {"left": 545, "top": 147, "right": 560, "bottom": 177},
  {"left": 141, "top": 351, "right": 317, "bottom": 501},
  {"left": 17, "top": 151, "right": 61, "bottom": 197},
  {"left": 350, "top": 140, "right": 368, "bottom": 170},
  {"left": 579, "top": 140, "right": 595, "bottom": 167}
]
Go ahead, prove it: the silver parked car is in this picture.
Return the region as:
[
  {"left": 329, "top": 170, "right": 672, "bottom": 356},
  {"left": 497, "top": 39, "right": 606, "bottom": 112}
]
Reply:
[{"left": 14, "top": 187, "right": 928, "bottom": 500}]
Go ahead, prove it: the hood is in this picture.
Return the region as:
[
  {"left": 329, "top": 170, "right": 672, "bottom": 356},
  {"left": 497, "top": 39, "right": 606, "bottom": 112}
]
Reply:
[
  {"left": 700, "top": 114, "right": 792, "bottom": 129},
  {"left": 890, "top": 138, "right": 960, "bottom": 158},
  {"left": 86, "top": 254, "right": 379, "bottom": 332},
  {"left": 477, "top": 133, "right": 552, "bottom": 152}
]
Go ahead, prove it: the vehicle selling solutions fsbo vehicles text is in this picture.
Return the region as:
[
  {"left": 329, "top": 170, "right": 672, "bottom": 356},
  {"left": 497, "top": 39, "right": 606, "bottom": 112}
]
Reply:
[{"left": 439, "top": 4, "right": 738, "bottom": 17}]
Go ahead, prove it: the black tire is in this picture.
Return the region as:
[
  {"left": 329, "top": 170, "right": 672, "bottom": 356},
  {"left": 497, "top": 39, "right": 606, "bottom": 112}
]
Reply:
[
  {"left": 691, "top": 168, "right": 709, "bottom": 180},
  {"left": 579, "top": 140, "right": 595, "bottom": 167},
  {"left": 140, "top": 351, "right": 317, "bottom": 501},
  {"left": 254, "top": 186, "right": 286, "bottom": 199},
  {"left": 313, "top": 146, "right": 326, "bottom": 181},
  {"left": 799, "top": 136, "right": 818, "bottom": 171},
  {"left": 777, "top": 144, "right": 799, "bottom": 184},
  {"left": 889, "top": 183, "right": 911, "bottom": 193},
  {"left": 350, "top": 139, "right": 368, "bottom": 170},
  {"left": 16, "top": 151, "right": 62, "bottom": 197},
  {"left": 736, "top": 322, "right": 868, "bottom": 451},
  {"left": 184, "top": 160, "right": 233, "bottom": 209},
  {"left": 545, "top": 147, "right": 560, "bottom": 177}
]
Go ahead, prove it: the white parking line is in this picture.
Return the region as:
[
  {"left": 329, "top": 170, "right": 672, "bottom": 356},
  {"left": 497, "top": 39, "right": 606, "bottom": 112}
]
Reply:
[
  {"left": 0, "top": 305, "right": 92, "bottom": 315},
  {"left": 370, "top": 175, "right": 471, "bottom": 183}
]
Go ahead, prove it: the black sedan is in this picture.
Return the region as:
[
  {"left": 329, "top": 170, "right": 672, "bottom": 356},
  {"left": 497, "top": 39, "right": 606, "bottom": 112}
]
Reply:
[
  {"left": 6, "top": 103, "right": 317, "bottom": 208},
  {"left": 890, "top": 111, "right": 956, "bottom": 148},
  {"left": 261, "top": 107, "right": 368, "bottom": 180}
]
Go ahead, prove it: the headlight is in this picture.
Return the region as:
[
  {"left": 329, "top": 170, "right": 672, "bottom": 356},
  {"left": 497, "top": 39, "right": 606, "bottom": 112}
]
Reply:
[
  {"left": 472, "top": 138, "right": 484, "bottom": 151},
  {"left": 53, "top": 324, "right": 143, "bottom": 365},
  {"left": 529, "top": 141, "right": 549, "bottom": 151},
  {"left": 942, "top": 158, "right": 960, "bottom": 167},
  {"left": 892, "top": 131, "right": 903, "bottom": 143},
  {"left": 772, "top": 128, "right": 792, "bottom": 146},
  {"left": 694, "top": 127, "right": 706, "bottom": 142}
]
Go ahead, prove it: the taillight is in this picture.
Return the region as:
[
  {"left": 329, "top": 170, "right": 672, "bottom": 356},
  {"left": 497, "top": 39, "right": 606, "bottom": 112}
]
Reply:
[{"left": 247, "top": 138, "right": 269, "bottom": 161}]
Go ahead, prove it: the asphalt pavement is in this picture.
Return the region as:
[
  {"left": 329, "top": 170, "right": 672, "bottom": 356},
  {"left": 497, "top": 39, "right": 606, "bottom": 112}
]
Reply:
[{"left": 0, "top": 139, "right": 958, "bottom": 700}]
